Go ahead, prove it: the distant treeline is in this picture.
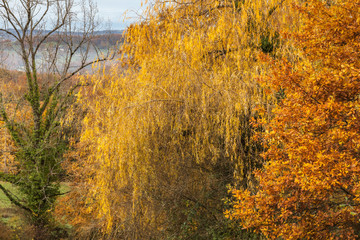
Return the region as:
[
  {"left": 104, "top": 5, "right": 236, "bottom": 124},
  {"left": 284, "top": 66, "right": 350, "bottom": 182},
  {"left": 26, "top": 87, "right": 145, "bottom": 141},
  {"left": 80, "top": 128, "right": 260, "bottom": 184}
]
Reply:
[
  {"left": 0, "top": 30, "right": 124, "bottom": 49},
  {"left": 37, "top": 33, "right": 124, "bottom": 49}
]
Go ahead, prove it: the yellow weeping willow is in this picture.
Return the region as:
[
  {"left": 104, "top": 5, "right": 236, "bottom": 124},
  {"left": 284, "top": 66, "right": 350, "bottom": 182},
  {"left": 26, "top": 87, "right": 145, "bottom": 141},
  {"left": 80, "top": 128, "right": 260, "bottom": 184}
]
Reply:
[{"left": 62, "top": 0, "right": 300, "bottom": 238}]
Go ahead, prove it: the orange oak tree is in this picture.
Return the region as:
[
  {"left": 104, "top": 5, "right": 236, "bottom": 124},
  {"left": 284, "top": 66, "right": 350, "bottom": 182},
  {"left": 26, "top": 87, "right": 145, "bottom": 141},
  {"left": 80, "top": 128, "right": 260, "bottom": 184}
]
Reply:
[{"left": 227, "top": 0, "right": 360, "bottom": 239}]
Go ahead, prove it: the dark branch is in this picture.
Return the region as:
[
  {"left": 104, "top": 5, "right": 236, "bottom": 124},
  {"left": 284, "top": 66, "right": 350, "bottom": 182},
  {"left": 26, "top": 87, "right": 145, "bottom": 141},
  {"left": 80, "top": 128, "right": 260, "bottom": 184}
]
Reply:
[{"left": 0, "top": 184, "right": 31, "bottom": 213}]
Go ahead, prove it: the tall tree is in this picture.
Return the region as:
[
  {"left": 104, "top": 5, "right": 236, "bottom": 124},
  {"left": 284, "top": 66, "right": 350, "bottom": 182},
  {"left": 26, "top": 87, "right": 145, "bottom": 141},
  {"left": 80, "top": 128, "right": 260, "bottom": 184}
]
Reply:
[
  {"left": 58, "top": 0, "right": 298, "bottom": 238},
  {"left": 0, "top": 0, "right": 113, "bottom": 226},
  {"left": 227, "top": 0, "right": 360, "bottom": 239}
]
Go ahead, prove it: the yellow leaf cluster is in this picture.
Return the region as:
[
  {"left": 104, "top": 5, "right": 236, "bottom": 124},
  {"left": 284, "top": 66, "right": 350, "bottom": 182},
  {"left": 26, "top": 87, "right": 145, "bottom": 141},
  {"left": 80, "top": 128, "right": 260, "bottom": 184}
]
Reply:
[{"left": 65, "top": 0, "right": 299, "bottom": 238}]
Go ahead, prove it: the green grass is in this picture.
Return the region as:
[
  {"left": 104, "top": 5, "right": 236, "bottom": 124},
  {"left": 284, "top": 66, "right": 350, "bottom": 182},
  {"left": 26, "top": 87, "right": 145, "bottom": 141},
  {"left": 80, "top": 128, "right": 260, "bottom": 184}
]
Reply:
[
  {"left": 0, "top": 181, "right": 71, "bottom": 228},
  {"left": 0, "top": 181, "right": 22, "bottom": 209},
  {"left": 0, "top": 181, "right": 71, "bottom": 208},
  {"left": 60, "top": 182, "right": 71, "bottom": 195},
  {"left": 0, "top": 181, "right": 73, "bottom": 239},
  {"left": 0, "top": 181, "right": 26, "bottom": 234}
]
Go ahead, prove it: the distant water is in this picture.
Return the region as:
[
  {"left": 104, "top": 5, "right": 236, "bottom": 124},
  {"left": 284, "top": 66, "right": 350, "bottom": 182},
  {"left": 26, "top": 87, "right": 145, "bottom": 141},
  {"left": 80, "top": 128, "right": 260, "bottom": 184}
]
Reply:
[{"left": 0, "top": 46, "right": 113, "bottom": 74}]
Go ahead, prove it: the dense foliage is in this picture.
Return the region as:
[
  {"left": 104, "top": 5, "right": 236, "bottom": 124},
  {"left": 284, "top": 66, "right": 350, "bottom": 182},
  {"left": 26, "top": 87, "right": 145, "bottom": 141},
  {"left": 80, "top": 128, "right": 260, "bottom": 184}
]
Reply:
[
  {"left": 56, "top": 0, "right": 301, "bottom": 239},
  {"left": 0, "top": 1, "right": 112, "bottom": 238},
  {"left": 0, "top": 69, "right": 73, "bottom": 224},
  {"left": 227, "top": 0, "right": 360, "bottom": 239},
  {"left": 1, "top": 0, "right": 359, "bottom": 239}
]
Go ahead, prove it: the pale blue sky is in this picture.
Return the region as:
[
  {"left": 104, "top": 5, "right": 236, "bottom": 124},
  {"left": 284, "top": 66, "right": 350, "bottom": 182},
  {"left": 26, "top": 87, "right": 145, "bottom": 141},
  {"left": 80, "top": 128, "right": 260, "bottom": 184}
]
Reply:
[{"left": 95, "top": 0, "right": 144, "bottom": 30}]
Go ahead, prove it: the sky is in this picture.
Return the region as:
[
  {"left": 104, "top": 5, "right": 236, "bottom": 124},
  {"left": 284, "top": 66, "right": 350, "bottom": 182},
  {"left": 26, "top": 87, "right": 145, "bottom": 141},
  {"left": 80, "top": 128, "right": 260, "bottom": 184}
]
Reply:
[
  {"left": 95, "top": 0, "right": 144, "bottom": 30},
  {"left": 0, "top": 0, "right": 144, "bottom": 31}
]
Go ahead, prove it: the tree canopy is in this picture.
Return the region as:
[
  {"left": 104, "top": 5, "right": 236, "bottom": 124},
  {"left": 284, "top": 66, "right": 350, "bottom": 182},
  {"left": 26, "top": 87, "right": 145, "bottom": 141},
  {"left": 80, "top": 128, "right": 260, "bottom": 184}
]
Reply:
[
  {"left": 58, "top": 0, "right": 301, "bottom": 238},
  {"left": 1, "top": 0, "right": 358, "bottom": 239},
  {"left": 227, "top": 0, "right": 360, "bottom": 239}
]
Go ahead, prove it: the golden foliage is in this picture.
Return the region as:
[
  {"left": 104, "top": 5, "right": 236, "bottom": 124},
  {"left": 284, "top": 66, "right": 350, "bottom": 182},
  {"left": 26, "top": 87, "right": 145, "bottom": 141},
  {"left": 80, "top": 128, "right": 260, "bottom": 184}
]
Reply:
[
  {"left": 228, "top": 0, "right": 360, "bottom": 239},
  {"left": 0, "top": 70, "right": 30, "bottom": 174},
  {"left": 60, "top": 0, "right": 299, "bottom": 238}
]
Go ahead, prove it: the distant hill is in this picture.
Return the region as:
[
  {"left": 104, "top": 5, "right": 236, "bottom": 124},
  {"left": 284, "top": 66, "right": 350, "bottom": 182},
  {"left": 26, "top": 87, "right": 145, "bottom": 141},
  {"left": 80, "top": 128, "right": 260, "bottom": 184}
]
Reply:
[
  {"left": 0, "top": 29, "right": 125, "bottom": 41},
  {"left": 93, "top": 30, "right": 124, "bottom": 35},
  {"left": 0, "top": 29, "right": 125, "bottom": 50}
]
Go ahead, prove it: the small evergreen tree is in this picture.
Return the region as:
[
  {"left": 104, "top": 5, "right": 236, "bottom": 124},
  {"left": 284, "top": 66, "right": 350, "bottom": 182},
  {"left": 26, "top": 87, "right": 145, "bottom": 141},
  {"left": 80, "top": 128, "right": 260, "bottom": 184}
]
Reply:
[{"left": 0, "top": 0, "right": 113, "bottom": 227}]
